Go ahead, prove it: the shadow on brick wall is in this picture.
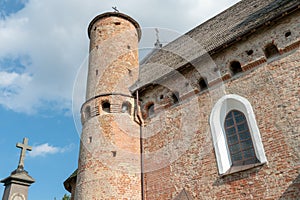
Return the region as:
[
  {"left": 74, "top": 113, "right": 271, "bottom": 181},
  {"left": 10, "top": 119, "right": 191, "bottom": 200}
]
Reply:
[
  {"left": 279, "top": 174, "right": 300, "bottom": 199},
  {"left": 213, "top": 165, "right": 264, "bottom": 186}
]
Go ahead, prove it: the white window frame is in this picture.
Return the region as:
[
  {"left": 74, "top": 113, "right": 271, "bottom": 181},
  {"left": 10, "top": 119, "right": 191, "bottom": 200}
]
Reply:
[{"left": 210, "top": 94, "right": 267, "bottom": 175}]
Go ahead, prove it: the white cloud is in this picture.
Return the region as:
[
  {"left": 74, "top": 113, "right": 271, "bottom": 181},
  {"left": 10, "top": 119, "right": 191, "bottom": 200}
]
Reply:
[
  {"left": 0, "top": 0, "right": 240, "bottom": 114},
  {"left": 0, "top": 71, "right": 33, "bottom": 112},
  {"left": 28, "top": 143, "right": 73, "bottom": 157},
  {"left": 0, "top": 71, "right": 19, "bottom": 86},
  {"left": 0, "top": 71, "right": 31, "bottom": 86}
]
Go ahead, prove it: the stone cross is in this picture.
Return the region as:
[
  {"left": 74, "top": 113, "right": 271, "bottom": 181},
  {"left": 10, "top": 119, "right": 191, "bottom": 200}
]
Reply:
[{"left": 16, "top": 138, "right": 32, "bottom": 170}]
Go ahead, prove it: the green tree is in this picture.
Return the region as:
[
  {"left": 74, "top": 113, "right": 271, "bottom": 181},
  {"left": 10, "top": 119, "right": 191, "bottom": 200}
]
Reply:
[{"left": 62, "top": 194, "right": 70, "bottom": 200}]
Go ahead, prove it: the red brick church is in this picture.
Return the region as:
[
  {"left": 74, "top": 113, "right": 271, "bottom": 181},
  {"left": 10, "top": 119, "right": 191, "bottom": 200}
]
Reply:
[{"left": 64, "top": 0, "right": 300, "bottom": 199}]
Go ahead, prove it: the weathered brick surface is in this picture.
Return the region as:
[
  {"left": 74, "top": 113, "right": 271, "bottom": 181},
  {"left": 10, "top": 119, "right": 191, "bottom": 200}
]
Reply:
[
  {"left": 75, "top": 13, "right": 142, "bottom": 200},
  {"left": 140, "top": 11, "right": 300, "bottom": 200},
  {"left": 86, "top": 15, "right": 140, "bottom": 99},
  {"left": 71, "top": 7, "right": 300, "bottom": 200}
]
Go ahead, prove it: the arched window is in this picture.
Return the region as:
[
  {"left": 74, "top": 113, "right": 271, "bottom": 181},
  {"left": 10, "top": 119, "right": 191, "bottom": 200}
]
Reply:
[
  {"left": 102, "top": 101, "right": 111, "bottom": 113},
  {"left": 210, "top": 94, "right": 267, "bottom": 175},
  {"left": 84, "top": 106, "right": 91, "bottom": 119},
  {"left": 121, "top": 101, "right": 132, "bottom": 114},
  {"left": 199, "top": 77, "right": 208, "bottom": 91},
  {"left": 229, "top": 61, "right": 242, "bottom": 76},
  {"left": 224, "top": 110, "right": 259, "bottom": 166},
  {"left": 264, "top": 43, "right": 280, "bottom": 59}
]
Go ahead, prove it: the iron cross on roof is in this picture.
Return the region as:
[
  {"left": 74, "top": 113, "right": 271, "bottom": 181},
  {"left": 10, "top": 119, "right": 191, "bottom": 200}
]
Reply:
[
  {"left": 112, "top": 6, "right": 119, "bottom": 12},
  {"left": 16, "top": 138, "right": 32, "bottom": 170}
]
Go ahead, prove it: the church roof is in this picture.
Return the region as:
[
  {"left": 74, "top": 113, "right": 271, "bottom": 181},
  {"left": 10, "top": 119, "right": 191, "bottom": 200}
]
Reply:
[
  {"left": 130, "top": 0, "right": 300, "bottom": 92},
  {"left": 63, "top": 169, "right": 77, "bottom": 193}
]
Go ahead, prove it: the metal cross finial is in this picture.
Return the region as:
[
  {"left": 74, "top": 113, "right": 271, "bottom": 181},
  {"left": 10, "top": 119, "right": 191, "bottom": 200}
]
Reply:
[
  {"left": 112, "top": 6, "right": 119, "bottom": 12},
  {"left": 16, "top": 138, "right": 32, "bottom": 170},
  {"left": 155, "top": 28, "right": 160, "bottom": 42},
  {"left": 154, "top": 28, "right": 162, "bottom": 48}
]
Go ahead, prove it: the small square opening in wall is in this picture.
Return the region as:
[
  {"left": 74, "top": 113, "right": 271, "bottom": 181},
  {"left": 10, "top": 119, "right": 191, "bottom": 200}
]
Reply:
[
  {"left": 285, "top": 31, "right": 291, "bottom": 38},
  {"left": 88, "top": 137, "right": 92, "bottom": 143},
  {"left": 246, "top": 50, "right": 254, "bottom": 56},
  {"left": 114, "top": 22, "right": 121, "bottom": 25},
  {"left": 171, "top": 91, "right": 179, "bottom": 104},
  {"left": 102, "top": 101, "right": 111, "bottom": 113},
  {"left": 199, "top": 77, "right": 208, "bottom": 91},
  {"left": 264, "top": 43, "right": 280, "bottom": 59},
  {"left": 229, "top": 61, "right": 242, "bottom": 76}
]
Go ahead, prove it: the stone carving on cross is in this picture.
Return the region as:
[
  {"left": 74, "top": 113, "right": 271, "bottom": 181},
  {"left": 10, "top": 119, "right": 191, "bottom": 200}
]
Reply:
[{"left": 16, "top": 138, "right": 32, "bottom": 170}]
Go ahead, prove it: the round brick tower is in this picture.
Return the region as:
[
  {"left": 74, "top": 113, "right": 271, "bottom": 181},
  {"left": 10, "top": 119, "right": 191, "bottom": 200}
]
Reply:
[{"left": 75, "top": 12, "right": 142, "bottom": 199}]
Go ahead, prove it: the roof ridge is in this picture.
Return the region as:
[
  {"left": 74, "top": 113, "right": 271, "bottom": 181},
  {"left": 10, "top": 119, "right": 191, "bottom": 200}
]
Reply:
[{"left": 131, "top": 0, "right": 300, "bottom": 92}]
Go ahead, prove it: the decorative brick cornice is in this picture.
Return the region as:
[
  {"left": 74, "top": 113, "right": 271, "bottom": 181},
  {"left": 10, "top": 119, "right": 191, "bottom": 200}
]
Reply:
[
  {"left": 281, "top": 40, "right": 300, "bottom": 54},
  {"left": 242, "top": 57, "right": 267, "bottom": 72}
]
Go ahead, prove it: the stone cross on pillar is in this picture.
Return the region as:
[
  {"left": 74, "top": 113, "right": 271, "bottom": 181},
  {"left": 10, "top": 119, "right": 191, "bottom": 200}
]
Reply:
[
  {"left": 1, "top": 138, "right": 35, "bottom": 200},
  {"left": 16, "top": 138, "right": 32, "bottom": 170}
]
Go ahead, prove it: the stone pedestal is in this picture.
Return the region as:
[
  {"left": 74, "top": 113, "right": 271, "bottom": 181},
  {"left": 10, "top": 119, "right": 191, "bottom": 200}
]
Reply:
[{"left": 1, "top": 168, "right": 35, "bottom": 200}]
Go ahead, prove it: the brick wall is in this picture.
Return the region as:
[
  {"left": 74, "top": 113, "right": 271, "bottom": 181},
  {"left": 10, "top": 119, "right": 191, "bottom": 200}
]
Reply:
[
  {"left": 140, "top": 10, "right": 300, "bottom": 199},
  {"left": 75, "top": 13, "right": 142, "bottom": 200}
]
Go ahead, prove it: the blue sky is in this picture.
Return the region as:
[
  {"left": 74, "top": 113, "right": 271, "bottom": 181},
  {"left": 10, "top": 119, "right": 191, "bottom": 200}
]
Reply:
[{"left": 0, "top": 0, "right": 240, "bottom": 199}]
